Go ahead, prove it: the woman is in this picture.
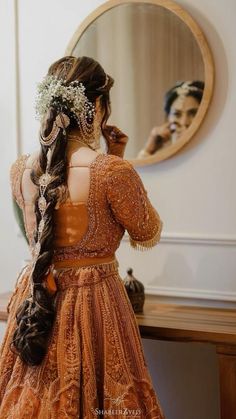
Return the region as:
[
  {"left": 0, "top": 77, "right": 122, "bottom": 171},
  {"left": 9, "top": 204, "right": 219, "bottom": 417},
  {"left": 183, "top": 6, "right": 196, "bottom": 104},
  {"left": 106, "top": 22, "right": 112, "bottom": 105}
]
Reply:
[
  {"left": 0, "top": 56, "right": 164, "bottom": 418},
  {"left": 137, "top": 80, "right": 204, "bottom": 158}
]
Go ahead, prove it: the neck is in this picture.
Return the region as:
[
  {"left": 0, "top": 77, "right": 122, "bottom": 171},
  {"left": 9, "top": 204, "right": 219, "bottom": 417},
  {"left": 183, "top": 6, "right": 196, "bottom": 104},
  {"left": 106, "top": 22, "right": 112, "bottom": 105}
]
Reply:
[
  {"left": 67, "top": 134, "right": 100, "bottom": 153},
  {"left": 67, "top": 137, "right": 94, "bottom": 151},
  {"left": 67, "top": 128, "right": 101, "bottom": 152},
  {"left": 67, "top": 129, "right": 90, "bottom": 147}
]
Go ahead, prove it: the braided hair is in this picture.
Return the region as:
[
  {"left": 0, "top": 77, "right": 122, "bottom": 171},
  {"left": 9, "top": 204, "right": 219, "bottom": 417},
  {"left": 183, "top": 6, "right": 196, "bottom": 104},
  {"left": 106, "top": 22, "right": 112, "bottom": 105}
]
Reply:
[{"left": 11, "top": 56, "right": 114, "bottom": 365}]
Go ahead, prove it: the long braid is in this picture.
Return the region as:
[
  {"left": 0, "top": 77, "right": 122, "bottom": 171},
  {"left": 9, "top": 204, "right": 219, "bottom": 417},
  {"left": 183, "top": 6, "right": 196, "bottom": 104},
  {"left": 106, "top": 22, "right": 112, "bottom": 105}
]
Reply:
[
  {"left": 10, "top": 56, "right": 114, "bottom": 366},
  {"left": 11, "top": 108, "right": 69, "bottom": 365}
]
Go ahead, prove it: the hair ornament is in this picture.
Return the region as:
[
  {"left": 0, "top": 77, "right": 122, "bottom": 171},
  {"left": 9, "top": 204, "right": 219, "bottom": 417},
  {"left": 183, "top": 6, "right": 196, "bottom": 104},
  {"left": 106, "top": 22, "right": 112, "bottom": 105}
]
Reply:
[
  {"left": 97, "top": 74, "right": 109, "bottom": 91},
  {"left": 36, "top": 74, "right": 98, "bottom": 143},
  {"left": 174, "top": 81, "right": 202, "bottom": 97},
  {"left": 35, "top": 75, "right": 95, "bottom": 122},
  {"left": 29, "top": 149, "right": 57, "bottom": 299},
  {"left": 40, "top": 112, "right": 70, "bottom": 147}
]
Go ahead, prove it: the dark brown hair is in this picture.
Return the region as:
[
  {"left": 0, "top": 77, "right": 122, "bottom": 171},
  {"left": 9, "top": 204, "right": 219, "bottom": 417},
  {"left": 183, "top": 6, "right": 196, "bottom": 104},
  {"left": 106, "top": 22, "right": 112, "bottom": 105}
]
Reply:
[{"left": 11, "top": 56, "right": 114, "bottom": 365}]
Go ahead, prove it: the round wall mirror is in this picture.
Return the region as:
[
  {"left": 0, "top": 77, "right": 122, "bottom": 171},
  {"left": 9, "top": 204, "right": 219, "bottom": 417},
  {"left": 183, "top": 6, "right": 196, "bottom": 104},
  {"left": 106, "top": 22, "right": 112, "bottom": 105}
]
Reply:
[{"left": 66, "top": 0, "right": 214, "bottom": 166}]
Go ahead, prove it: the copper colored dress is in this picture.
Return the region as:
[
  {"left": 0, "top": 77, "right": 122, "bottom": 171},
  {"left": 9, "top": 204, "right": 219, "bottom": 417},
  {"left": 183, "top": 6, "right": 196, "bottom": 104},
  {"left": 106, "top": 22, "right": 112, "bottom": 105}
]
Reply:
[{"left": 0, "top": 152, "right": 164, "bottom": 418}]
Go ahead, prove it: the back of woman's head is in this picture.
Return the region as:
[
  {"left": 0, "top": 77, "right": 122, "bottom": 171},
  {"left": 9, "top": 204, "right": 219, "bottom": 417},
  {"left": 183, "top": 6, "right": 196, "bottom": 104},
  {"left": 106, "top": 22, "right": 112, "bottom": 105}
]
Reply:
[
  {"left": 11, "top": 56, "right": 114, "bottom": 366},
  {"left": 40, "top": 56, "right": 114, "bottom": 139}
]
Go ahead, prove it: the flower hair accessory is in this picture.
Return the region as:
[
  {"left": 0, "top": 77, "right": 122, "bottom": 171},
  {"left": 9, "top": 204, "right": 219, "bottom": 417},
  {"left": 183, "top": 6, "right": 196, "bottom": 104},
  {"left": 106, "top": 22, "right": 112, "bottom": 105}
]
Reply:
[
  {"left": 35, "top": 75, "right": 95, "bottom": 121},
  {"left": 35, "top": 75, "right": 96, "bottom": 142}
]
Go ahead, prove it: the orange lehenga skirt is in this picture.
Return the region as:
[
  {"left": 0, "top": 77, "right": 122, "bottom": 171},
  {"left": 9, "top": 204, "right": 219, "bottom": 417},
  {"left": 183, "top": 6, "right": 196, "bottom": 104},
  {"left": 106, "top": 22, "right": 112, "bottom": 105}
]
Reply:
[{"left": 0, "top": 256, "right": 165, "bottom": 418}]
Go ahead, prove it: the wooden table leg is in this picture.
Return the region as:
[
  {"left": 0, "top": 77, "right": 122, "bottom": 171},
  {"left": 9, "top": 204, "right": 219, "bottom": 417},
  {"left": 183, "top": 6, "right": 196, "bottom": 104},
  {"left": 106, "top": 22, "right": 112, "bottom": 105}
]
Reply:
[{"left": 216, "top": 344, "right": 236, "bottom": 419}]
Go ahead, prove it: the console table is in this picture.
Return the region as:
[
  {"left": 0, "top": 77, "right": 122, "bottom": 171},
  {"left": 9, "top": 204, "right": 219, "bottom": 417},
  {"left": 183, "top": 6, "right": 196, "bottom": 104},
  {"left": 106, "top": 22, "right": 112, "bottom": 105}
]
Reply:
[
  {"left": 1, "top": 292, "right": 235, "bottom": 418},
  {"left": 136, "top": 294, "right": 236, "bottom": 419}
]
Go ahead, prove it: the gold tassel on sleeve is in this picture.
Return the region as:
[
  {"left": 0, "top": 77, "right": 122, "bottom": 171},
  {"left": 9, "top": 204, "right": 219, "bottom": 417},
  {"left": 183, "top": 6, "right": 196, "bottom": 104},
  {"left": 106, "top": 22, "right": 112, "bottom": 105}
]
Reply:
[{"left": 129, "top": 220, "right": 163, "bottom": 251}]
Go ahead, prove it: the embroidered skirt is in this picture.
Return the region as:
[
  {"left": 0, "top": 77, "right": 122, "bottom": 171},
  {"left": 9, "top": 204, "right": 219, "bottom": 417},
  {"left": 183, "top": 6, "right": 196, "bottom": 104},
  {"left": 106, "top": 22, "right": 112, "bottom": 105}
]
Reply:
[{"left": 0, "top": 256, "right": 165, "bottom": 418}]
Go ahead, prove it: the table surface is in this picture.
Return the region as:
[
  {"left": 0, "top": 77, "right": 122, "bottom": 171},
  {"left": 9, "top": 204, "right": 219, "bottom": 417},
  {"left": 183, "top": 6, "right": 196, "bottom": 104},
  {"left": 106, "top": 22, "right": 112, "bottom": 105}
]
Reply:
[
  {"left": 136, "top": 295, "right": 236, "bottom": 345},
  {"left": 1, "top": 292, "right": 236, "bottom": 345}
]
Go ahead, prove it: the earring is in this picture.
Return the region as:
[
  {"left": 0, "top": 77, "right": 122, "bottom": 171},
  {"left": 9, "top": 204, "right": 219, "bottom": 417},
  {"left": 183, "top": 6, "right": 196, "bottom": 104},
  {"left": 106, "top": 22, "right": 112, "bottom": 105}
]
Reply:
[
  {"left": 82, "top": 104, "right": 103, "bottom": 151},
  {"left": 93, "top": 105, "right": 103, "bottom": 145}
]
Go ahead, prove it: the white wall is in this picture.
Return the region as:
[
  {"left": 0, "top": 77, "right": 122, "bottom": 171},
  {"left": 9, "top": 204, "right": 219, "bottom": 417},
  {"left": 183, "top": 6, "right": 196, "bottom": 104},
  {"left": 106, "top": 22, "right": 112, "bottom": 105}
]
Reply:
[{"left": 1, "top": 0, "right": 235, "bottom": 418}]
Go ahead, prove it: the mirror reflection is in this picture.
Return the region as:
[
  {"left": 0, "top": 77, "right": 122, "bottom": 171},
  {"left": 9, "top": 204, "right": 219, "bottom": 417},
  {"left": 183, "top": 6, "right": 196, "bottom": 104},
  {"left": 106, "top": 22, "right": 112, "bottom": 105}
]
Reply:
[
  {"left": 137, "top": 80, "right": 204, "bottom": 158},
  {"left": 71, "top": 3, "right": 205, "bottom": 161}
]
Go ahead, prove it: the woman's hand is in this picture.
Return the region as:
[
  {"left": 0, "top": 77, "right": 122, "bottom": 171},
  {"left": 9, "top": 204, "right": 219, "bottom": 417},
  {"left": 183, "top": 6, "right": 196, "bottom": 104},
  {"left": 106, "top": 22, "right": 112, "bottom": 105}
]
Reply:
[{"left": 102, "top": 125, "right": 129, "bottom": 158}]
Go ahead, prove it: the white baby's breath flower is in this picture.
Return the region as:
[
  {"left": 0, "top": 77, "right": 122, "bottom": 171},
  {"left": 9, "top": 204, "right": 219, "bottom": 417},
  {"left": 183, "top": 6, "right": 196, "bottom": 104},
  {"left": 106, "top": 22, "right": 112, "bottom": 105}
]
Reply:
[{"left": 35, "top": 75, "right": 95, "bottom": 122}]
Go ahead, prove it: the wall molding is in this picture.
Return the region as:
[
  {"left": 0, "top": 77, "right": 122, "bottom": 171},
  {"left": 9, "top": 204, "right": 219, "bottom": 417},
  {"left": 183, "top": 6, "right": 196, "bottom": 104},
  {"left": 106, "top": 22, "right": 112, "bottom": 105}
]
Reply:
[
  {"left": 145, "top": 285, "right": 236, "bottom": 303},
  {"left": 123, "top": 232, "right": 236, "bottom": 246}
]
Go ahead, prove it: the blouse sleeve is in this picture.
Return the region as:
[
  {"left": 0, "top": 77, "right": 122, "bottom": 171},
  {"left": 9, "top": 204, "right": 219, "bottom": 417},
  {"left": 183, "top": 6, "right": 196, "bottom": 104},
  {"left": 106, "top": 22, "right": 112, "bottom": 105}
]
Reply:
[
  {"left": 106, "top": 156, "right": 163, "bottom": 250},
  {"left": 9, "top": 154, "right": 29, "bottom": 209}
]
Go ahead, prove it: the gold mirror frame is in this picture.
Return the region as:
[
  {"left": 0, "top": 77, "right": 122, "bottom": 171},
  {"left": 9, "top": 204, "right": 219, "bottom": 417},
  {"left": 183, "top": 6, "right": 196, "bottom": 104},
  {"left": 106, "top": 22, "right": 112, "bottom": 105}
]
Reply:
[{"left": 65, "top": 0, "right": 214, "bottom": 167}]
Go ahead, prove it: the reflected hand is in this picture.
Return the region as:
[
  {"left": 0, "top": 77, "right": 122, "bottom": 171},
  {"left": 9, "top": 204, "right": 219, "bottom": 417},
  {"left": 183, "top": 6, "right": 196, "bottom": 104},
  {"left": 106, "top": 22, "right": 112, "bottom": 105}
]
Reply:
[
  {"left": 169, "top": 122, "right": 186, "bottom": 142},
  {"left": 102, "top": 125, "right": 129, "bottom": 158},
  {"left": 145, "top": 123, "right": 171, "bottom": 154},
  {"left": 151, "top": 123, "right": 171, "bottom": 140}
]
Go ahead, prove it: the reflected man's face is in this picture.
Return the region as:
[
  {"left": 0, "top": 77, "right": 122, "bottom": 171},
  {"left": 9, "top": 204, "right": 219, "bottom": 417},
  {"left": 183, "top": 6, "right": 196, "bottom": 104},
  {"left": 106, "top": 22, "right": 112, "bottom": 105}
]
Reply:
[{"left": 168, "top": 95, "right": 200, "bottom": 138}]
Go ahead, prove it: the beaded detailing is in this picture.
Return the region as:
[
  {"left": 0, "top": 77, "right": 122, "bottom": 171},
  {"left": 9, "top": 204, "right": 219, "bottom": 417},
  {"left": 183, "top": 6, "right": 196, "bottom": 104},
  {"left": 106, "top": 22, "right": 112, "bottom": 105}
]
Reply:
[
  {"left": 10, "top": 154, "right": 32, "bottom": 246},
  {"left": 2, "top": 153, "right": 165, "bottom": 418},
  {"left": 106, "top": 156, "right": 163, "bottom": 251},
  {"left": 35, "top": 75, "right": 102, "bottom": 147},
  {"left": 40, "top": 112, "right": 70, "bottom": 146},
  {"left": 53, "top": 152, "right": 164, "bottom": 262},
  {"left": 10, "top": 154, "right": 30, "bottom": 210},
  {"left": 54, "top": 259, "right": 119, "bottom": 290},
  {"left": 52, "top": 153, "right": 125, "bottom": 262},
  {"left": 129, "top": 219, "right": 163, "bottom": 250},
  {"left": 10, "top": 153, "right": 163, "bottom": 262},
  {"left": 0, "top": 262, "right": 165, "bottom": 418}
]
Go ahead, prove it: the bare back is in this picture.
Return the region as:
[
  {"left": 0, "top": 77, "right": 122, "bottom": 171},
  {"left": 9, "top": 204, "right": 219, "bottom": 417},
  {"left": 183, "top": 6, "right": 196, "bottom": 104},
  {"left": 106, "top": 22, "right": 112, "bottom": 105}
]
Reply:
[{"left": 21, "top": 145, "right": 100, "bottom": 204}]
